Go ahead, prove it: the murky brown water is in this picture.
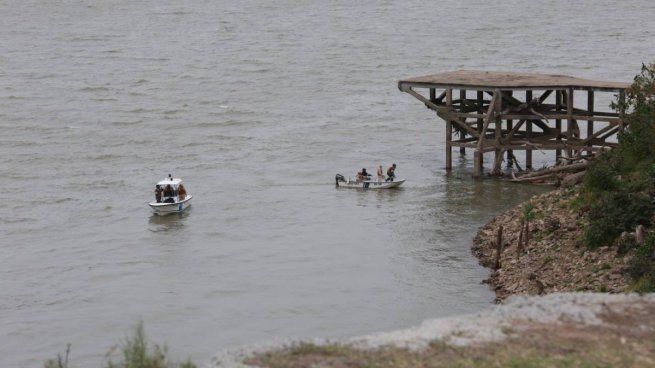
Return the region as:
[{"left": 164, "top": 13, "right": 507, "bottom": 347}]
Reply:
[{"left": 1, "top": 0, "right": 653, "bottom": 366}]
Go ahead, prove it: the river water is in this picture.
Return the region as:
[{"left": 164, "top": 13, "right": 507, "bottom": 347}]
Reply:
[{"left": 1, "top": 1, "right": 653, "bottom": 366}]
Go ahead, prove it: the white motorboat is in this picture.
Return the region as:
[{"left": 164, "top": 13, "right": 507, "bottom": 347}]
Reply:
[
  {"left": 335, "top": 174, "right": 405, "bottom": 189},
  {"left": 149, "top": 176, "right": 192, "bottom": 215}
]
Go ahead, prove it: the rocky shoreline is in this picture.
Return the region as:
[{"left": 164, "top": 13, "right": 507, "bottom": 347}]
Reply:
[{"left": 472, "top": 186, "right": 632, "bottom": 301}]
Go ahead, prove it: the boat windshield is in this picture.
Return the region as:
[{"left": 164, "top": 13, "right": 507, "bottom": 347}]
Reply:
[{"left": 156, "top": 178, "right": 183, "bottom": 203}]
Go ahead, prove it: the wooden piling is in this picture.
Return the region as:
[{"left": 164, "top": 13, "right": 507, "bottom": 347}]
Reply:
[
  {"left": 475, "top": 90, "right": 484, "bottom": 175},
  {"left": 517, "top": 224, "right": 524, "bottom": 259},
  {"left": 587, "top": 90, "right": 594, "bottom": 146},
  {"left": 566, "top": 88, "right": 574, "bottom": 158},
  {"left": 446, "top": 88, "right": 453, "bottom": 170},
  {"left": 492, "top": 89, "right": 503, "bottom": 175},
  {"left": 555, "top": 90, "right": 562, "bottom": 161},
  {"left": 524, "top": 220, "right": 530, "bottom": 248},
  {"left": 494, "top": 225, "right": 503, "bottom": 270},
  {"left": 526, "top": 90, "right": 533, "bottom": 169},
  {"left": 459, "top": 89, "right": 466, "bottom": 154},
  {"left": 506, "top": 91, "right": 513, "bottom": 167}
]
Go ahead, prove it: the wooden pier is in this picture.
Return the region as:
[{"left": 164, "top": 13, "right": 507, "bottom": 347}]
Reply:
[{"left": 398, "top": 70, "right": 629, "bottom": 176}]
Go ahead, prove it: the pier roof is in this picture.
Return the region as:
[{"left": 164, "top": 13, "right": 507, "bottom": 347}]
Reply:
[{"left": 398, "top": 70, "right": 629, "bottom": 92}]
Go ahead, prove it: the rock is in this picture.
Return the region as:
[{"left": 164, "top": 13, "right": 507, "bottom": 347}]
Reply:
[
  {"left": 472, "top": 187, "right": 631, "bottom": 301},
  {"left": 636, "top": 225, "right": 645, "bottom": 244}
]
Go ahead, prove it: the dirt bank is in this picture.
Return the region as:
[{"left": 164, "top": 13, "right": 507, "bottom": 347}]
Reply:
[
  {"left": 211, "top": 293, "right": 655, "bottom": 367},
  {"left": 472, "top": 187, "right": 632, "bottom": 301}
]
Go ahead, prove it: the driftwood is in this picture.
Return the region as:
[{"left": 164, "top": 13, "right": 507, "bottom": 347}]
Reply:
[
  {"left": 561, "top": 170, "right": 587, "bottom": 187},
  {"left": 517, "top": 161, "right": 590, "bottom": 179},
  {"left": 510, "top": 158, "right": 592, "bottom": 185},
  {"left": 511, "top": 172, "right": 560, "bottom": 183}
]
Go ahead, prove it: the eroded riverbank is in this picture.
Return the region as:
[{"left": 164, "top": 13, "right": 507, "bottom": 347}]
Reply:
[
  {"left": 472, "top": 187, "right": 632, "bottom": 301},
  {"left": 211, "top": 293, "right": 655, "bottom": 367}
]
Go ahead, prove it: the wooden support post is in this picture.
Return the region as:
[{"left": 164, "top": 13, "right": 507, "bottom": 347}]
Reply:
[
  {"left": 477, "top": 91, "right": 484, "bottom": 135},
  {"left": 476, "top": 90, "right": 484, "bottom": 172},
  {"left": 517, "top": 223, "right": 524, "bottom": 259},
  {"left": 494, "top": 225, "right": 503, "bottom": 270},
  {"left": 566, "top": 88, "right": 574, "bottom": 158},
  {"left": 446, "top": 88, "right": 453, "bottom": 170},
  {"left": 555, "top": 90, "right": 562, "bottom": 161},
  {"left": 525, "top": 220, "right": 530, "bottom": 248},
  {"left": 429, "top": 88, "right": 436, "bottom": 103},
  {"left": 506, "top": 118, "right": 513, "bottom": 167},
  {"left": 526, "top": 90, "right": 533, "bottom": 169},
  {"left": 474, "top": 90, "right": 498, "bottom": 178},
  {"left": 619, "top": 91, "right": 626, "bottom": 132},
  {"left": 492, "top": 89, "right": 503, "bottom": 175},
  {"left": 587, "top": 90, "right": 594, "bottom": 146},
  {"left": 506, "top": 91, "right": 513, "bottom": 166},
  {"left": 459, "top": 89, "right": 466, "bottom": 154}
]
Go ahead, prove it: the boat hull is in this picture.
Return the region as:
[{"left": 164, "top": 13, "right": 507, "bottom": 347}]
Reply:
[
  {"left": 337, "top": 179, "right": 405, "bottom": 189},
  {"left": 148, "top": 195, "right": 193, "bottom": 215}
]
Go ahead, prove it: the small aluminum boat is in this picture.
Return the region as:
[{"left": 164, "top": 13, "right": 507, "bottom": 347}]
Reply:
[
  {"left": 335, "top": 174, "right": 405, "bottom": 189},
  {"left": 149, "top": 176, "right": 192, "bottom": 215}
]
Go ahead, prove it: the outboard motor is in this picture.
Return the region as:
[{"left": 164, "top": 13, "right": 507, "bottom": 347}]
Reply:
[{"left": 335, "top": 174, "right": 346, "bottom": 187}]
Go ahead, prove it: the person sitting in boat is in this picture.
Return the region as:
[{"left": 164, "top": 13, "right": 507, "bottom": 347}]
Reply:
[
  {"left": 163, "top": 184, "right": 174, "bottom": 198},
  {"left": 356, "top": 168, "right": 371, "bottom": 183},
  {"left": 154, "top": 185, "right": 163, "bottom": 203},
  {"left": 376, "top": 165, "right": 385, "bottom": 182},
  {"left": 386, "top": 163, "right": 397, "bottom": 182},
  {"left": 178, "top": 184, "right": 187, "bottom": 201}
]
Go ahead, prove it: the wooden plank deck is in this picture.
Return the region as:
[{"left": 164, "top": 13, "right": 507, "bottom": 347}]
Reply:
[{"left": 398, "top": 70, "right": 628, "bottom": 176}]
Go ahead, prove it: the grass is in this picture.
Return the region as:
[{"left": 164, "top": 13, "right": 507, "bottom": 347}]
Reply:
[
  {"left": 44, "top": 323, "right": 196, "bottom": 368},
  {"left": 246, "top": 334, "right": 642, "bottom": 368},
  {"left": 44, "top": 344, "right": 70, "bottom": 368}
]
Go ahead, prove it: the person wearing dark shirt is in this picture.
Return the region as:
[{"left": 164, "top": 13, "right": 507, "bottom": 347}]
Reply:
[
  {"left": 356, "top": 168, "right": 370, "bottom": 183},
  {"left": 163, "top": 184, "right": 174, "bottom": 197},
  {"left": 386, "top": 163, "right": 397, "bottom": 182},
  {"left": 154, "top": 185, "right": 163, "bottom": 203}
]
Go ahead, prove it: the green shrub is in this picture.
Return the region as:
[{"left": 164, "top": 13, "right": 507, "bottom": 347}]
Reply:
[
  {"left": 614, "top": 64, "right": 655, "bottom": 167},
  {"left": 44, "top": 323, "right": 196, "bottom": 368},
  {"left": 105, "top": 322, "right": 196, "bottom": 368},
  {"left": 522, "top": 202, "right": 536, "bottom": 221},
  {"left": 582, "top": 153, "right": 620, "bottom": 193},
  {"left": 632, "top": 276, "right": 655, "bottom": 293},
  {"left": 581, "top": 64, "right": 655, "bottom": 250},
  {"left": 583, "top": 190, "right": 654, "bottom": 249},
  {"left": 44, "top": 344, "right": 70, "bottom": 368},
  {"left": 627, "top": 234, "right": 655, "bottom": 293}
]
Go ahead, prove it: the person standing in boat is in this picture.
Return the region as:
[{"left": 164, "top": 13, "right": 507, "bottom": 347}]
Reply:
[
  {"left": 376, "top": 165, "right": 385, "bottom": 182},
  {"left": 178, "top": 184, "right": 187, "bottom": 200},
  {"left": 154, "top": 185, "right": 163, "bottom": 203},
  {"left": 163, "top": 184, "right": 174, "bottom": 198},
  {"left": 356, "top": 168, "right": 370, "bottom": 183},
  {"left": 386, "top": 163, "right": 396, "bottom": 182}
]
